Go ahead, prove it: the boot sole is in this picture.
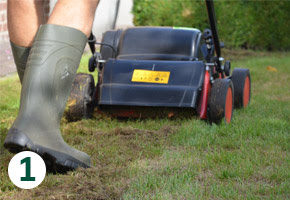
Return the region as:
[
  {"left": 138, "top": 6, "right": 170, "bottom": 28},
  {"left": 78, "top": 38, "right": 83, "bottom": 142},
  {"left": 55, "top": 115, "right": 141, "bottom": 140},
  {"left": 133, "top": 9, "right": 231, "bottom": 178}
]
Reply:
[{"left": 4, "top": 128, "right": 90, "bottom": 174}]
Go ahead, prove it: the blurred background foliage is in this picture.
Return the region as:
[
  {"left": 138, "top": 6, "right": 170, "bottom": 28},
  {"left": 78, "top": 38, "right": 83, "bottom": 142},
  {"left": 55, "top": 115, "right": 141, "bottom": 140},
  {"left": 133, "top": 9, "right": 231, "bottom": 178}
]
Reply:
[{"left": 133, "top": 0, "right": 290, "bottom": 51}]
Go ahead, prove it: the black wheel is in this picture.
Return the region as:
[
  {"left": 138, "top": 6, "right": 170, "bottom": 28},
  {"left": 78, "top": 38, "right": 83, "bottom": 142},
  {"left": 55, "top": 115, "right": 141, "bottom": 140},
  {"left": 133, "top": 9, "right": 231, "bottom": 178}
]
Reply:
[
  {"left": 224, "top": 60, "right": 231, "bottom": 76},
  {"left": 100, "top": 29, "right": 123, "bottom": 60},
  {"left": 88, "top": 57, "right": 96, "bottom": 72},
  {"left": 208, "top": 79, "right": 234, "bottom": 124},
  {"left": 64, "top": 73, "right": 96, "bottom": 121},
  {"left": 231, "top": 68, "right": 251, "bottom": 108}
]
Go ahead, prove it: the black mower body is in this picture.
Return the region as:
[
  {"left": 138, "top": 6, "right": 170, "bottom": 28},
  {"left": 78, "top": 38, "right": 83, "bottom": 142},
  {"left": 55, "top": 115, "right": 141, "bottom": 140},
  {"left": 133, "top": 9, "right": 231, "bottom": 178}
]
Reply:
[
  {"left": 98, "top": 27, "right": 206, "bottom": 109},
  {"left": 99, "top": 59, "right": 205, "bottom": 108},
  {"left": 72, "top": 0, "right": 251, "bottom": 123}
]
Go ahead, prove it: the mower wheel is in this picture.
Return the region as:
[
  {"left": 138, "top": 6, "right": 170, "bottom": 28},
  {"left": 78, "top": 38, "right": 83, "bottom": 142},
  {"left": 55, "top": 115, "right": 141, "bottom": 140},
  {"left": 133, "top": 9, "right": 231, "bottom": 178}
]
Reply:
[
  {"left": 208, "top": 79, "right": 234, "bottom": 124},
  {"left": 231, "top": 68, "right": 251, "bottom": 108},
  {"left": 64, "top": 73, "right": 95, "bottom": 121},
  {"left": 88, "top": 57, "right": 96, "bottom": 72}
]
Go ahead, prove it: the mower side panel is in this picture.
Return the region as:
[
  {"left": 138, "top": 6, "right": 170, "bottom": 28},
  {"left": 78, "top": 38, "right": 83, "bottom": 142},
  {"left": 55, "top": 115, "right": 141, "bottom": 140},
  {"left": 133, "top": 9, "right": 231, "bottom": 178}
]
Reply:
[{"left": 99, "top": 59, "right": 205, "bottom": 108}]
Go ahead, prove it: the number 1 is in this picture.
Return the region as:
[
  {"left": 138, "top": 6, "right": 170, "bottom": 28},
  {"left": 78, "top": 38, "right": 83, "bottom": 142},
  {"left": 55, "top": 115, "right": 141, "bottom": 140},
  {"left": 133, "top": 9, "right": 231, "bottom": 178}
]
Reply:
[{"left": 21, "top": 157, "right": 36, "bottom": 181}]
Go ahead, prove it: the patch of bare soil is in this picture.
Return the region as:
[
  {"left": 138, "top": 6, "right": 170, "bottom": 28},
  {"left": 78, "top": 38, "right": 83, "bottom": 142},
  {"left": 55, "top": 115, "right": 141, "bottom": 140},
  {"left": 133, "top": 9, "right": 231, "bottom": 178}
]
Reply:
[
  {"left": 223, "top": 48, "right": 272, "bottom": 61},
  {"left": 2, "top": 125, "right": 179, "bottom": 200},
  {"left": 112, "top": 125, "right": 178, "bottom": 137}
]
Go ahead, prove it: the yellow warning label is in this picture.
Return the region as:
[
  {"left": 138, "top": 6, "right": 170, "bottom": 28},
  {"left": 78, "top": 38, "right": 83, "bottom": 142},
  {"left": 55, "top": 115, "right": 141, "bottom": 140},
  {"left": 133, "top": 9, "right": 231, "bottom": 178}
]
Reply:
[{"left": 131, "top": 69, "right": 170, "bottom": 84}]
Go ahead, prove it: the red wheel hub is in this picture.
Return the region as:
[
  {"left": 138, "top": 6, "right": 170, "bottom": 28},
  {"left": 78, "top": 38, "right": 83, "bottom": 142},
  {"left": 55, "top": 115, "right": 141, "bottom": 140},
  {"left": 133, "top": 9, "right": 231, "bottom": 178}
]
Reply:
[
  {"left": 243, "top": 76, "right": 250, "bottom": 107},
  {"left": 225, "top": 87, "right": 233, "bottom": 124}
]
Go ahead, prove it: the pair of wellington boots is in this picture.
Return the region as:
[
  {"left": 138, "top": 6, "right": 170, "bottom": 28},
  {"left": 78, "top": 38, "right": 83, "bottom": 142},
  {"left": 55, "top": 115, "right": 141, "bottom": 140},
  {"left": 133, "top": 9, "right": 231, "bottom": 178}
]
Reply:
[{"left": 4, "top": 24, "right": 91, "bottom": 173}]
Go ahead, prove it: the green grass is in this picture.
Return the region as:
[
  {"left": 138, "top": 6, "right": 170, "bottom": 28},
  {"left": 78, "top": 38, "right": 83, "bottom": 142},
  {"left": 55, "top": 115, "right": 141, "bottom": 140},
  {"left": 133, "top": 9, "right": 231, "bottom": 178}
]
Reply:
[{"left": 0, "top": 51, "right": 289, "bottom": 199}]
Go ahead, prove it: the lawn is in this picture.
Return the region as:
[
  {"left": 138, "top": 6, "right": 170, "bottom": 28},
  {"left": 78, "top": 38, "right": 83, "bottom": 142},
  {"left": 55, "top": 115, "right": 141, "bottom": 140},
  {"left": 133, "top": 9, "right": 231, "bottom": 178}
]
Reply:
[{"left": 0, "top": 50, "right": 289, "bottom": 199}]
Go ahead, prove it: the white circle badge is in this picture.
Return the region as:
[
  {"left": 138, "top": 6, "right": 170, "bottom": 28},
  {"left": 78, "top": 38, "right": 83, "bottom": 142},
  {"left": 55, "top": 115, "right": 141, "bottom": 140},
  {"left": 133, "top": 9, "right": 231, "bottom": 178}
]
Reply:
[{"left": 8, "top": 151, "right": 46, "bottom": 189}]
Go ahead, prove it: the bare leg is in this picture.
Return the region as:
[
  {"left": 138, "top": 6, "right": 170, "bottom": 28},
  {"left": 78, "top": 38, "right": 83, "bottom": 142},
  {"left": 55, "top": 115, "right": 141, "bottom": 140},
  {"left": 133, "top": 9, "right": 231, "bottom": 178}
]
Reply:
[
  {"left": 48, "top": 0, "right": 99, "bottom": 37},
  {"left": 8, "top": 0, "right": 45, "bottom": 47}
]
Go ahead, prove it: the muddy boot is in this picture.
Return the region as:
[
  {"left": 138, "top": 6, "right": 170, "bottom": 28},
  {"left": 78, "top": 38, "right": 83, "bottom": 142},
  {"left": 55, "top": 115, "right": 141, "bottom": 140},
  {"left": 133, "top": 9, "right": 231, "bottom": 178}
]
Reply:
[
  {"left": 10, "top": 41, "right": 31, "bottom": 84},
  {"left": 4, "top": 24, "right": 91, "bottom": 173}
]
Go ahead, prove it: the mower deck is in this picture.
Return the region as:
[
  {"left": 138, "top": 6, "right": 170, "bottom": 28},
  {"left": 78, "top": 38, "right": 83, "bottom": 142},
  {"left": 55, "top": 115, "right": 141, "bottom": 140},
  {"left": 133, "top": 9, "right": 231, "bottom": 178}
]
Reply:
[{"left": 99, "top": 59, "right": 205, "bottom": 108}]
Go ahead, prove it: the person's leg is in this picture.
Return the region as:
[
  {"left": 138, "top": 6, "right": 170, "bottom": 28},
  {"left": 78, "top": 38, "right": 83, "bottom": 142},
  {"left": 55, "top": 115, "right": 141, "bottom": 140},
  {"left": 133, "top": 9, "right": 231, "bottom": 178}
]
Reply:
[
  {"left": 48, "top": 0, "right": 99, "bottom": 37},
  {"left": 4, "top": 0, "right": 100, "bottom": 172},
  {"left": 8, "top": 0, "right": 45, "bottom": 47},
  {"left": 7, "top": 0, "right": 45, "bottom": 83}
]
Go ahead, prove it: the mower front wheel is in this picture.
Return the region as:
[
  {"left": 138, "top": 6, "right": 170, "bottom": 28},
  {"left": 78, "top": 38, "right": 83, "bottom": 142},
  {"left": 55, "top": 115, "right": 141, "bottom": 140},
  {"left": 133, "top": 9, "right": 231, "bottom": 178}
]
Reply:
[
  {"left": 208, "top": 79, "right": 234, "bottom": 124},
  {"left": 64, "top": 73, "right": 96, "bottom": 121},
  {"left": 231, "top": 68, "right": 251, "bottom": 108}
]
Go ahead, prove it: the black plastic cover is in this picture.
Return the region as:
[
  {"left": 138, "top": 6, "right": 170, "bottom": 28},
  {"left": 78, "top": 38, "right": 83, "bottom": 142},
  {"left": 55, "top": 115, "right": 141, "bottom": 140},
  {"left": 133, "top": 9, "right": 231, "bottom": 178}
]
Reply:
[
  {"left": 99, "top": 59, "right": 205, "bottom": 108},
  {"left": 101, "top": 29, "right": 123, "bottom": 60},
  {"left": 117, "top": 27, "right": 201, "bottom": 61}
]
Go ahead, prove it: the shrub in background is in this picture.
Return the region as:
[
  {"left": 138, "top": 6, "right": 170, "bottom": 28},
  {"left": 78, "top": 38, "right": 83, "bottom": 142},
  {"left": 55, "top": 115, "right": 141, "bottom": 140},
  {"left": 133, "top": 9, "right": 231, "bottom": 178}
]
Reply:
[{"left": 133, "top": 0, "right": 290, "bottom": 51}]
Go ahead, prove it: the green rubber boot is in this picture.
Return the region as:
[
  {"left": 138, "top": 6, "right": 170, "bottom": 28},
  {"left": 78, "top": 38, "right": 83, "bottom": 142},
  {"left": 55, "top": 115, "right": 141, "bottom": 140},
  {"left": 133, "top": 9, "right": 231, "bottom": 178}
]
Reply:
[
  {"left": 10, "top": 41, "right": 31, "bottom": 84},
  {"left": 4, "top": 24, "right": 91, "bottom": 172}
]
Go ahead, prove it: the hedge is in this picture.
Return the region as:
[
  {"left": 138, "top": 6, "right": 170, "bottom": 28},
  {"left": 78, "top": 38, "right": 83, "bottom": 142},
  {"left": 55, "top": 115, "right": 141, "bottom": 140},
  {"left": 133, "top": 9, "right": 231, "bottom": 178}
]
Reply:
[{"left": 133, "top": 0, "right": 290, "bottom": 51}]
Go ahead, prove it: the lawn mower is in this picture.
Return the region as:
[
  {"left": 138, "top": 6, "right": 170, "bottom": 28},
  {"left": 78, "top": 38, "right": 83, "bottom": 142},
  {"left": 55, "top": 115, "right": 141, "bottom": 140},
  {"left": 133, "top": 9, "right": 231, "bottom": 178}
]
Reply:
[{"left": 65, "top": 0, "right": 251, "bottom": 124}]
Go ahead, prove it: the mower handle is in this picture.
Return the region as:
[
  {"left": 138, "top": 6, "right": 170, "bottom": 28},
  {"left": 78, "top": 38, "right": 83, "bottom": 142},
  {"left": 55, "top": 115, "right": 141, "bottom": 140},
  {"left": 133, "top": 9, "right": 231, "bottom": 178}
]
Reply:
[{"left": 205, "top": 0, "right": 221, "bottom": 59}]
